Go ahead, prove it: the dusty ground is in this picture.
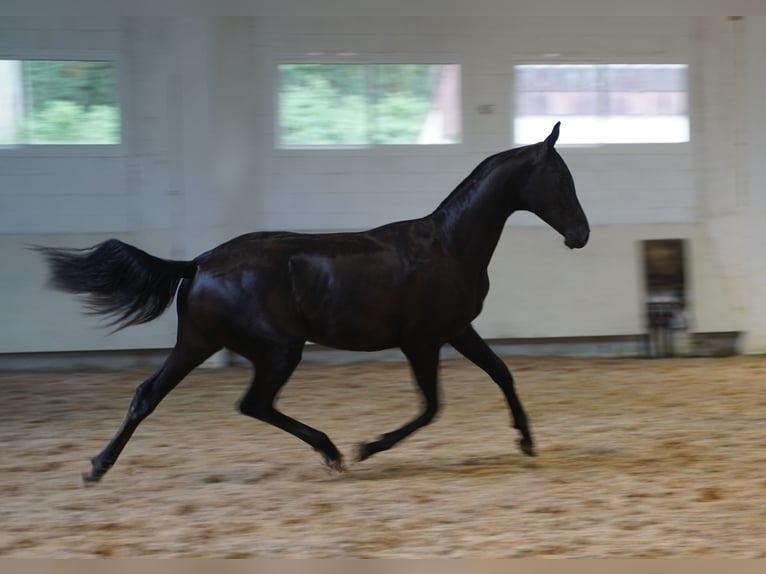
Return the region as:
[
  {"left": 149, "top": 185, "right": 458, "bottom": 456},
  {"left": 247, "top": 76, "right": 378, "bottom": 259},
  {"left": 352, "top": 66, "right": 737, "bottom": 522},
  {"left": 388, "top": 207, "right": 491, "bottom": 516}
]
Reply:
[{"left": 1, "top": 355, "right": 766, "bottom": 558}]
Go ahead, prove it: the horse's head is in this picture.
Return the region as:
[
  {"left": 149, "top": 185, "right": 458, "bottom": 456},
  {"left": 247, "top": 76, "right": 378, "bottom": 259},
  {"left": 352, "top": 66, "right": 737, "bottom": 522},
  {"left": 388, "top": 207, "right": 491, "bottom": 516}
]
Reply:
[{"left": 518, "top": 122, "right": 590, "bottom": 249}]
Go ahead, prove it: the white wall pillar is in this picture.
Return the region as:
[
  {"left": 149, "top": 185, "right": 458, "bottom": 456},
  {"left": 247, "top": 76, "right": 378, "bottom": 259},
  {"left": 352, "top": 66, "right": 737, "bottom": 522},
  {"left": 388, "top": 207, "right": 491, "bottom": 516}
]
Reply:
[
  {"left": 741, "top": 16, "right": 766, "bottom": 352},
  {"left": 171, "top": 17, "right": 219, "bottom": 257},
  {"left": 173, "top": 17, "right": 231, "bottom": 366},
  {"left": 693, "top": 17, "right": 748, "bottom": 336}
]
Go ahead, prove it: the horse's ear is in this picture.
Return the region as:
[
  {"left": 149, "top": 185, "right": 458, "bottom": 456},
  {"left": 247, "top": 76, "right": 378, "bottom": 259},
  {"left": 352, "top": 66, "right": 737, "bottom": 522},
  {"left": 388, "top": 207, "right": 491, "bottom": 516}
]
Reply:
[{"left": 544, "top": 121, "right": 561, "bottom": 151}]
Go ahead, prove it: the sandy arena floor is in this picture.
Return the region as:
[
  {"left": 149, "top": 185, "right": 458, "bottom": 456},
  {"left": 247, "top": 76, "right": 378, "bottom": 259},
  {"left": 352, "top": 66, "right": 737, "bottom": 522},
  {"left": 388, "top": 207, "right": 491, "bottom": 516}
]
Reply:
[{"left": 1, "top": 355, "right": 765, "bottom": 558}]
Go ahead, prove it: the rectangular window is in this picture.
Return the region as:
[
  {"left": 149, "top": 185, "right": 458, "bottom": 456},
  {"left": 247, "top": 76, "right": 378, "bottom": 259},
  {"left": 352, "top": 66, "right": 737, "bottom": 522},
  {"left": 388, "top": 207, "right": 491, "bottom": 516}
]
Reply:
[
  {"left": 0, "top": 59, "right": 121, "bottom": 145},
  {"left": 278, "top": 63, "right": 461, "bottom": 147},
  {"left": 514, "top": 64, "right": 689, "bottom": 145}
]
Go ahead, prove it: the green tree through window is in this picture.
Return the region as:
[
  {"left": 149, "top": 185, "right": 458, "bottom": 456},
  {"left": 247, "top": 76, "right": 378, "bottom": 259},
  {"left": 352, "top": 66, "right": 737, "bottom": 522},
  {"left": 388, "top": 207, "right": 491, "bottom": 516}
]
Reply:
[
  {"left": 0, "top": 59, "right": 120, "bottom": 145},
  {"left": 278, "top": 63, "right": 461, "bottom": 147}
]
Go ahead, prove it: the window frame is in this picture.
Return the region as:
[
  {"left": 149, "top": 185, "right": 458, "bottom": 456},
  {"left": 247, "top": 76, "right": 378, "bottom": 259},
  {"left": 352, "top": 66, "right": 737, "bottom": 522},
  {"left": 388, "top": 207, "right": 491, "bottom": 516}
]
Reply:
[
  {"left": 273, "top": 54, "right": 464, "bottom": 152},
  {"left": 0, "top": 49, "right": 123, "bottom": 156},
  {"left": 511, "top": 58, "right": 692, "bottom": 148}
]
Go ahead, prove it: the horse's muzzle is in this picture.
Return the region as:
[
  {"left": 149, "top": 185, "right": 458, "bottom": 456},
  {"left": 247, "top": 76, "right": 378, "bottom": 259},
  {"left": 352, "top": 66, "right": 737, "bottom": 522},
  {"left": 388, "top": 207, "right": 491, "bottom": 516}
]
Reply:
[{"left": 565, "top": 226, "right": 590, "bottom": 249}]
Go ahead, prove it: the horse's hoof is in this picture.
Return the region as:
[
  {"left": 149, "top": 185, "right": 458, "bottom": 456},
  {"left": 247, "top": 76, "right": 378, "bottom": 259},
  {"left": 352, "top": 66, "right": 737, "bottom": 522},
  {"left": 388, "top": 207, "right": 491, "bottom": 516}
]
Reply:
[
  {"left": 356, "top": 443, "right": 372, "bottom": 462},
  {"left": 519, "top": 439, "right": 536, "bottom": 457},
  {"left": 82, "top": 456, "right": 110, "bottom": 484},
  {"left": 325, "top": 458, "right": 346, "bottom": 473},
  {"left": 81, "top": 471, "right": 102, "bottom": 485},
  {"left": 320, "top": 452, "right": 346, "bottom": 473}
]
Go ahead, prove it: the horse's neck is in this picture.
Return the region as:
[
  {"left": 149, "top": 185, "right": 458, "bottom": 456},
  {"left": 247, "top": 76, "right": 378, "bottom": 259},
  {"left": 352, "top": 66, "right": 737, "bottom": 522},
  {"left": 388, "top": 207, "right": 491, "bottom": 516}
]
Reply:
[{"left": 433, "top": 163, "right": 523, "bottom": 272}]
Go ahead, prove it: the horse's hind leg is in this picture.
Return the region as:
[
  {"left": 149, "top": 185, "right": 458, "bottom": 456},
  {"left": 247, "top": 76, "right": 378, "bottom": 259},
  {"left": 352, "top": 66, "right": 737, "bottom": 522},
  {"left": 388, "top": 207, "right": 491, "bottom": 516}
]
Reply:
[
  {"left": 83, "top": 341, "right": 219, "bottom": 483},
  {"left": 450, "top": 325, "right": 534, "bottom": 456},
  {"left": 237, "top": 342, "right": 345, "bottom": 472}
]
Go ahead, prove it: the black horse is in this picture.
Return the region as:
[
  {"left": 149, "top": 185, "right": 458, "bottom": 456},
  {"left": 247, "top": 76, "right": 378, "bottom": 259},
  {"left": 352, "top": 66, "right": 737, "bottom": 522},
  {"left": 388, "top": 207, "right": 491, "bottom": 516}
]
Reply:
[{"left": 37, "top": 122, "right": 589, "bottom": 483}]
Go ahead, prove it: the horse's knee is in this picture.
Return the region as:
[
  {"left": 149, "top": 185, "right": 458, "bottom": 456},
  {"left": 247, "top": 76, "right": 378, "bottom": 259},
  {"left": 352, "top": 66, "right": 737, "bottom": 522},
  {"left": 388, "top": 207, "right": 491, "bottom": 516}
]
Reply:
[
  {"left": 238, "top": 400, "right": 254, "bottom": 417},
  {"left": 238, "top": 398, "right": 268, "bottom": 420},
  {"left": 492, "top": 370, "right": 514, "bottom": 388}
]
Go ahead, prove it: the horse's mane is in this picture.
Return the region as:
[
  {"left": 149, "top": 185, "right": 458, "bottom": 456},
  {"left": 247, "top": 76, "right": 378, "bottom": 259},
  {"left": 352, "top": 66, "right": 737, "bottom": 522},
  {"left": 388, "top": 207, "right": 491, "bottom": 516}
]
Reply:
[{"left": 434, "top": 147, "right": 526, "bottom": 212}]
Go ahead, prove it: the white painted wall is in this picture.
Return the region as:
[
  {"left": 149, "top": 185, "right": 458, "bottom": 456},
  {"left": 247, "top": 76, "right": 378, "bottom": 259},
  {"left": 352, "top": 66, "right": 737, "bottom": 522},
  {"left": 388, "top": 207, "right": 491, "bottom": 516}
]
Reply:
[
  {"left": 741, "top": 16, "right": 766, "bottom": 352},
  {"left": 0, "top": 2, "right": 764, "bottom": 356}
]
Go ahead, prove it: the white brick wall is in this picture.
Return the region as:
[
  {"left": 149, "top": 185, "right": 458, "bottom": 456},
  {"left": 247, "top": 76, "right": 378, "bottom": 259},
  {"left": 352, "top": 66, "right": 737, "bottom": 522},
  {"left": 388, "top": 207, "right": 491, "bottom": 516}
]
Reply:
[{"left": 0, "top": 5, "right": 763, "bottom": 354}]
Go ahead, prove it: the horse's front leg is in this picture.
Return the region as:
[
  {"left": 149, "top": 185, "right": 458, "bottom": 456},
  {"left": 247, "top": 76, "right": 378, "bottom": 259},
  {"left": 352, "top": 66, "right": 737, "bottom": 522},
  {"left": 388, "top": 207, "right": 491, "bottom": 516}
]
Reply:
[
  {"left": 357, "top": 345, "right": 440, "bottom": 461},
  {"left": 450, "top": 325, "right": 535, "bottom": 456}
]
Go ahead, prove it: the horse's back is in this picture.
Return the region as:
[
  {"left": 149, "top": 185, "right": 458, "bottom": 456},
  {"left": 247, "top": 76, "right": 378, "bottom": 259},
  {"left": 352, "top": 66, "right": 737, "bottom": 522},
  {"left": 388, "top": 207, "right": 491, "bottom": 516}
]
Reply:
[{"left": 181, "top": 230, "right": 402, "bottom": 348}]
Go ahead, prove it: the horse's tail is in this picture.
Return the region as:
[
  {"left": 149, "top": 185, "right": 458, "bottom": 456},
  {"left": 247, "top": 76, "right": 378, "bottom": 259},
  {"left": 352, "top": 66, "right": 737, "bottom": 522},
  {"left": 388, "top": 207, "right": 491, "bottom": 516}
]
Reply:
[{"left": 34, "top": 239, "right": 197, "bottom": 331}]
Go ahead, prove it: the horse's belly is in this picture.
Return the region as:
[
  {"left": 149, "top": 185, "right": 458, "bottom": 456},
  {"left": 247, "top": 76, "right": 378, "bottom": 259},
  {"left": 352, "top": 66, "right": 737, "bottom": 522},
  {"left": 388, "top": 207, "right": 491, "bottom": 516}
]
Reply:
[{"left": 303, "top": 308, "right": 401, "bottom": 352}]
